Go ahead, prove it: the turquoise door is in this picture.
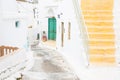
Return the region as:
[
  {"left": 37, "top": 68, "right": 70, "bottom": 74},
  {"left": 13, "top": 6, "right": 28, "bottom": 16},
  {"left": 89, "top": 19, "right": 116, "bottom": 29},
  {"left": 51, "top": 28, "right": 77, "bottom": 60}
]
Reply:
[{"left": 48, "top": 18, "right": 56, "bottom": 40}]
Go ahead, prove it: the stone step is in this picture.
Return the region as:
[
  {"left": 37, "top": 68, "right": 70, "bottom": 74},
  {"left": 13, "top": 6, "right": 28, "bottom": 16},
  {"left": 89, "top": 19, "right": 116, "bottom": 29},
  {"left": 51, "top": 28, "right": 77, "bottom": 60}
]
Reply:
[
  {"left": 90, "top": 46, "right": 115, "bottom": 49},
  {"left": 81, "top": 0, "right": 113, "bottom": 10},
  {"left": 89, "top": 40, "right": 114, "bottom": 46},
  {"left": 87, "top": 27, "right": 114, "bottom": 33},
  {"left": 89, "top": 55, "right": 115, "bottom": 64},
  {"left": 88, "top": 33, "right": 115, "bottom": 39},
  {"left": 88, "top": 32, "right": 114, "bottom": 34},
  {"left": 86, "top": 26, "right": 113, "bottom": 28},
  {"left": 82, "top": 10, "right": 113, "bottom": 11},
  {"left": 84, "top": 15, "right": 113, "bottom": 21},
  {"left": 85, "top": 20, "right": 113, "bottom": 22},
  {"left": 85, "top": 21, "right": 113, "bottom": 26},
  {"left": 82, "top": 10, "right": 112, "bottom": 15},
  {"left": 89, "top": 48, "right": 115, "bottom": 55}
]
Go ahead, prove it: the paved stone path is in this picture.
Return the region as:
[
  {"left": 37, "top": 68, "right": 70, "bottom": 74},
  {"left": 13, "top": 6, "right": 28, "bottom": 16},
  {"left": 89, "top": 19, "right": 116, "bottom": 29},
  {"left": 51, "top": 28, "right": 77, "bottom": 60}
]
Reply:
[{"left": 22, "top": 46, "right": 80, "bottom": 80}]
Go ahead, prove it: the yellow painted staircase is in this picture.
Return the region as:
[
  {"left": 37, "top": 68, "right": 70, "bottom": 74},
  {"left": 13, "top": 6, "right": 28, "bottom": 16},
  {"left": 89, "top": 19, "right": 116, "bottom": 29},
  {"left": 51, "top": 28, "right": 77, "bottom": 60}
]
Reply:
[{"left": 81, "top": 0, "right": 116, "bottom": 65}]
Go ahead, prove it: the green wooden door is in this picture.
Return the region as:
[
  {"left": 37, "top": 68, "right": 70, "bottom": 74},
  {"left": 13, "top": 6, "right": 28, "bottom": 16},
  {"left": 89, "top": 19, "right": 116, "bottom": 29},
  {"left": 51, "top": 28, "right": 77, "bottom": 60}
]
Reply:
[{"left": 48, "top": 18, "right": 56, "bottom": 40}]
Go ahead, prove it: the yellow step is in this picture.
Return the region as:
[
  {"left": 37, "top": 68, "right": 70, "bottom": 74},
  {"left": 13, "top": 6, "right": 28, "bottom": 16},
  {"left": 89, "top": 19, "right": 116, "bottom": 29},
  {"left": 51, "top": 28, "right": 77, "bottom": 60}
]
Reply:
[
  {"left": 82, "top": 10, "right": 112, "bottom": 16},
  {"left": 85, "top": 24, "right": 113, "bottom": 29},
  {"left": 81, "top": 0, "right": 113, "bottom": 10},
  {"left": 84, "top": 16, "right": 113, "bottom": 21},
  {"left": 87, "top": 26, "right": 113, "bottom": 28},
  {"left": 89, "top": 48, "right": 115, "bottom": 55},
  {"left": 88, "top": 27, "right": 114, "bottom": 33},
  {"left": 89, "top": 40, "right": 114, "bottom": 46},
  {"left": 81, "top": 0, "right": 115, "bottom": 66},
  {"left": 85, "top": 22, "right": 113, "bottom": 26},
  {"left": 89, "top": 55, "right": 115, "bottom": 64},
  {"left": 89, "top": 33, "right": 115, "bottom": 39}
]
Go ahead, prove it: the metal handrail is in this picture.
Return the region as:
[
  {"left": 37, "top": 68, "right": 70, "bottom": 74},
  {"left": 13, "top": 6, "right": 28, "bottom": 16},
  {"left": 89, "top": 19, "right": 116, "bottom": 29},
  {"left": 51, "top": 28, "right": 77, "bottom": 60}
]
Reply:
[{"left": 72, "top": 0, "right": 89, "bottom": 66}]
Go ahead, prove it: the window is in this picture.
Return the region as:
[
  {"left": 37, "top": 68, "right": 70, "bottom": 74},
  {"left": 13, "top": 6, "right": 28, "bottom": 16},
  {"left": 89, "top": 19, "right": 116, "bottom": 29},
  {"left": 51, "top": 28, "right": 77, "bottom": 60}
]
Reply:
[{"left": 15, "top": 21, "right": 20, "bottom": 28}]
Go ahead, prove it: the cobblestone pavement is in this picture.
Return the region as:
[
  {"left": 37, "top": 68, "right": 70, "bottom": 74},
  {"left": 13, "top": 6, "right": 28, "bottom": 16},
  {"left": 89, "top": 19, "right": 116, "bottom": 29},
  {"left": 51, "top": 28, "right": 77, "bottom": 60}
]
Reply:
[{"left": 22, "top": 46, "right": 80, "bottom": 80}]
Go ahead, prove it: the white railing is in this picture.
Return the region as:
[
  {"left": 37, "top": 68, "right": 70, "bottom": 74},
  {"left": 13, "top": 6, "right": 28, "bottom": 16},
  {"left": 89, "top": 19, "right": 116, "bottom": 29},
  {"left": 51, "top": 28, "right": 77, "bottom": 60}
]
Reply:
[
  {"left": 0, "top": 46, "right": 18, "bottom": 57},
  {"left": 0, "top": 48, "right": 33, "bottom": 80},
  {"left": 72, "top": 0, "right": 89, "bottom": 66}
]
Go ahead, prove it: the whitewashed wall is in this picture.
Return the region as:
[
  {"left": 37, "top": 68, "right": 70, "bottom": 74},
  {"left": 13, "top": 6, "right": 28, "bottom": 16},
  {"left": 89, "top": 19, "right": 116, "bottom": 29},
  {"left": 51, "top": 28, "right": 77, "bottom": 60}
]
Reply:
[
  {"left": 0, "top": 0, "right": 33, "bottom": 48},
  {"left": 37, "top": 0, "right": 59, "bottom": 40},
  {"left": 113, "top": 0, "right": 120, "bottom": 64},
  {"left": 56, "top": 0, "right": 120, "bottom": 80},
  {"left": 56, "top": 0, "right": 86, "bottom": 76}
]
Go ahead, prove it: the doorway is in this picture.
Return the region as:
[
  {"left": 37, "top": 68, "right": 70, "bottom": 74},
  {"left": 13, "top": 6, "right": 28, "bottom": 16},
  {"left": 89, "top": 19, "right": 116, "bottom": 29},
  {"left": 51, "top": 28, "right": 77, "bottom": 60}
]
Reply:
[
  {"left": 48, "top": 17, "right": 56, "bottom": 40},
  {"left": 61, "top": 22, "right": 64, "bottom": 47}
]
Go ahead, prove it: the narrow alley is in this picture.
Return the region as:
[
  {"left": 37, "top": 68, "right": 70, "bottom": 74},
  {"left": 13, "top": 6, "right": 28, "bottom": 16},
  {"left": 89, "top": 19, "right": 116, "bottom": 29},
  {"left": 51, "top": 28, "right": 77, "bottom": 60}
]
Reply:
[
  {"left": 22, "top": 45, "right": 79, "bottom": 80},
  {"left": 1, "top": 0, "right": 120, "bottom": 80}
]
